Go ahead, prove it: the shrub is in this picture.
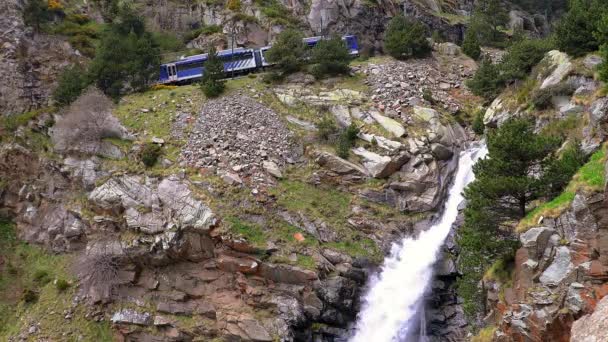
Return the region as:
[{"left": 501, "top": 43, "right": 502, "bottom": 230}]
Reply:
[
  {"left": 317, "top": 117, "right": 339, "bottom": 141},
  {"left": 140, "top": 143, "right": 162, "bottom": 167},
  {"left": 23, "top": 0, "right": 53, "bottom": 31},
  {"left": 22, "top": 288, "right": 38, "bottom": 303},
  {"left": 200, "top": 46, "right": 225, "bottom": 97},
  {"left": 422, "top": 88, "right": 436, "bottom": 104},
  {"left": 335, "top": 123, "right": 359, "bottom": 159},
  {"left": 153, "top": 31, "right": 186, "bottom": 52},
  {"left": 384, "top": 16, "right": 431, "bottom": 60},
  {"left": 227, "top": 0, "right": 242, "bottom": 11},
  {"left": 74, "top": 243, "right": 121, "bottom": 301},
  {"left": 542, "top": 142, "right": 587, "bottom": 197},
  {"left": 55, "top": 279, "right": 70, "bottom": 292},
  {"left": 600, "top": 44, "right": 608, "bottom": 83},
  {"left": 33, "top": 269, "right": 51, "bottom": 285},
  {"left": 466, "top": 58, "right": 503, "bottom": 101},
  {"left": 462, "top": 28, "right": 481, "bottom": 60},
  {"left": 499, "top": 38, "right": 554, "bottom": 82},
  {"left": 469, "top": 0, "right": 509, "bottom": 46},
  {"left": 310, "top": 37, "right": 351, "bottom": 79},
  {"left": 53, "top": 65, "right": 90, "bottom": 107},
  {"left": 265, "top": 29, "right": 307, "bottom": 75},
  {"left": 262, "top": 71, "right": 283, "bottom": 84},
  {"left": 472, "top": 109, "right": 485, "bottom": 135},
  {"left": 531, "top": 83, "right": 576, "bottom": 110}
]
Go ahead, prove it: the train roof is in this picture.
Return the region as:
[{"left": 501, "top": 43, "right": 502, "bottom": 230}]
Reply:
[{"left": 162, "top": 47, "right": 254, "bottom": 66}]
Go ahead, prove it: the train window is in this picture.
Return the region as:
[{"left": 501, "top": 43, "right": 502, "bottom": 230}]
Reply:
[{"left": 177, "top": 61, "right": 204, "bottom": 72}]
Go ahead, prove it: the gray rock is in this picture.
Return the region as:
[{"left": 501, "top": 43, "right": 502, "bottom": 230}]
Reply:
[
  {"left": 431, "top": 143, "right": 453, "bottom": 161},
  {"left": 89, "top": 175, "right": 159, "bottom": 211},
  {"left": 313, "top": 150, "right": 368, "bottom": 176},
  {"left": 111, "top": 309, "right": 152, "bottom": 326},
  {"left": 583, "top": 55, "right": 604, "bottom": 69},
  {"left": 237, "top": 319, "right": 273, "bottom": 341},
  {"left": 539, "top": 246, "right": 574, "bottom": 287},
  {"left": 157, "top": 176, "right": 216, "bottom": 231},
  {"left": 571, "top": 295, "right": 608, "bottom": 342},
  {"left": 520, "top": 227, "right": 555, "bottom": 258},
  {"left": 262, "top": 160, "right": 283, "bottom": 178}
]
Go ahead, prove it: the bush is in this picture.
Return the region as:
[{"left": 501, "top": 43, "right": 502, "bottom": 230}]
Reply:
[
  {"left": 53, "top": 65, "right": 90, "bottom": 107},
  {"left": 384, "top": 16, "right": 431, "bottom": 60},
  {"left": 22, "top": 288, "right": 38, "bottom": 303},
  {"left": 462, "top": 28, "right": 481, "bottom": 60},
  {"left": 262, "top": 71, "right": 283, "bottom": 84},
  {"left": 472, "top": 109, "right": 485, "bottom": 135},
  {"left": 499, "top": 38, "right": 554, "bottom": 81},
  {"left": 335, "top": 123, "right": 359, "bottom": 159},
  {"left": 469, "top": 0, "right": 509, "bottom": 46},
  {"left": 200, "top": 46, "right": 225, "bottom": 97},
  {"left": 317, "top": 117, "right": 339, "bottom": 141},
  {"left": 310, "top": 37, "right": 351, "bottom": 79},
  {"left": 153, "top": 31, "right": 186, "bottom": 52},
  {"left": 55, "top": 279, "right": 70, "bottom": 292},
  {"left": 466, "top": 59, "right": 503, "bottom": 101},
  {"left": 265, "top": 29, "right": 307, "bottom": 74},
  {"left": 23, "top": 0, "right": 54, "bottom": 31},
  {"left": 600, "top": 44, "right": 608, "bottom": 83},
  {"left": 33, "top": 269, "right": 51, "bottom": 285},
  {"left": 542, "top": 142, "right": 587, "bottom": 197},
  {"left": 531, "top": 83, "right": 576, "bottom": 110},
  {"left": 140, "top": 143, "right": 162, "bottom": 167},
  {"left": 422, "top": 88, "right": 436, "bottom": 104}
]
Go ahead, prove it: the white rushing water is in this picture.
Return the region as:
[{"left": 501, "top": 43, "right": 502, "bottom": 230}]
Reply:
[{"left": 350, "top": 143, "right": 488, "bottom": 342}]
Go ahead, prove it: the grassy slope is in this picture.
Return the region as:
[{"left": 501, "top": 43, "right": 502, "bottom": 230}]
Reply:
[
  {"left": 518, "top": 145, "right": 606, "bottom": 232},
  {"left": 0, "top": 219, "right": 113, "bottom": 341}
]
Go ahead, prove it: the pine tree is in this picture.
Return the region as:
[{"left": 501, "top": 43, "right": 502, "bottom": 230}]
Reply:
[
  {"left": 466, "top": 58, "right": 503, "bottom": 101},
  {"left": 462, "top": 28, "right": 481, "bottom": 60},
  {"left": 470, "top": 0, "right": 509, "bottom": 45},
  {"left": 53, "top": 65, "right": 90, "bottom": 106},
  {"left": 384, "top": 16, "right": 431, "bottom": 60},
  {"left": 265, "top": 29, "right": 307, "bottom": 74},
  {"left": 200, "top": 46, "right": 226, "bottom": 98},
  {"left": 555, "top": 0, "right": 608, "bottom": 57},
  {"left": 310, "top": 37, "right": 351, "bottom": 79}
]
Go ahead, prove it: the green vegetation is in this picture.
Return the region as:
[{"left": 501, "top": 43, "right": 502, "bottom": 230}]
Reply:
[
  {"left": 183, "top": 25, "right": 223, "bottom": 44},
  {"left": 265, "top": 29, "right": 307, "bottom": 75},
  {"left": 462, "top": 28, "right": 481, "bottom": 60},
  {"left": 22, "top": 0, "right": 56, "bottom": 32},
  {"left": 336, "top": 123, "right": 360, "bottom": 159},
  {"left": 384, "top": 16, "right": 431, "bottom": 60},
  {"left": 153, "top": 31, "right": 186, "bottom": 53},
  {"left": 51, "top": 14, "right": 102, "bottom": 58},
  {"left": 0, "top": 219, "right": 112, "bottom": 340},
  {"left": 555, "top": 0, "right": 608, "bottom": 57},
  {"left": 469, "top": 0, "right": 509, "bottom": 47},
  {"left": 88, "top": 6, "right": 160, "bottom": 99},
  {"left": 471, "top": 326, "right": 498, "bottom": 342},
  {"left": 467, "top": 39, "right": 554, "bottom": 101},
  {"left": 200, "top": 46, "right": 226, "bottom": 98},
  {"left": 310, "top": 37, "right": 351, "bottom": 79},
  {"left": 458, "top": 118, "right": 568, "bottom": 319},
  {"left": 0, "top": 109, "right": 44, "bottom": 133},
  {"left": 472, "top": 109, "right": 485, "bottom": 135},
  {"left": 53, "top": 65, "right": 90, "bottom": 107},
  {"left": 255, "top": 0, "right": 299, "bottom": 26},
  {"left": 140, "top": 142, "right": 162, "bottom": 167},
  {"left": 531, "top": 83, "right": 576, "bottom": 110}
]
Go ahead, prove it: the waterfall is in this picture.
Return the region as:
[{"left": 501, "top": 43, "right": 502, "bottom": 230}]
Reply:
[{"left": 350, "top": 143, "right": 488, "bottom": 342}]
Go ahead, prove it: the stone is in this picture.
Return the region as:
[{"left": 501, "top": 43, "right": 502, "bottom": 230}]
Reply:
[
  {"left": 259, "top": 263, "right": 318, "bottom": 284},
  {"left": 436, "top": 42, "right": 460, "bottom": 56},
  {"left": 153, "top": 315, "right": 173, "bottom": 326},
  {"left": 262, "top": 161, "right": 282, "bottom": 178},
  {"left": 430, "top": 143, "right": 453, "bottom": 161},
  {"left": 571, "top": 295, "right": 608, "bottom": 342},
  {"left": 539, "top": 246, "right": 574, "bottom": 287},
  {"left": 540, "top": 51, "right": 573, "bottom": 89},
  {"left": 125, "top": 207, "right": 166, "bottom": 234},
  {"left": 369, "top": 110, "right": 406, "bottom": 138},
  {"left": 237, "top": 319, "right": 273, "bottom": 341},
  {"left": 111, "top": 309, "right": 152, "bottom": 326},
  {"left": 312, "top": 150, "right": 367, "bottom": 176},
  {"left": 151, "top": 137, "right": 165, "bottom": 144},
  {"left": 220, "top": 171, "right": 243, "bottom": 185},
  {"left": 286, "top": 116, "right": 317, "bottom": 131},
  {"left": 89, "top": 175, "right": 159, "bottom": 211},
  {"left": 519, "top": 227, "right": 555, "bottom": 258},
  {"left": 583, "top": 54, "right": 604, "bottom": 69},
  {"left": 157, "top": 176, "right": 216, "bottom": 231},
  {"left": 352, "top": 147, "right": 393, "bottom": 178},
  {"left": 483, "top": 98, "right": 510, "bottom": 127},
  {"left": 357, "top": 132, "right": 402, "bottom": 151},
  {"left": 330, "top": 105, "right": 352, "bottom": 127},
  {"left": 590, "top": 97, "right": 608, "bottom": 124},
  {"left": 217, "top": 254, "right": 259, "bottom": 274}
]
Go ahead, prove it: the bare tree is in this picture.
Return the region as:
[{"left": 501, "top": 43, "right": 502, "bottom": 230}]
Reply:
[
  {"left": 51, "top": 87, "right": 131, "bottom": 158},
  {"left": 74, "top": 239, "right": 122, "bottom": 303}
]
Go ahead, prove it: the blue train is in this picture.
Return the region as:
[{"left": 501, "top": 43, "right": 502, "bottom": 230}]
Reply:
[{"left": 158, "top": 35, "right": 359, "bottom": 84}]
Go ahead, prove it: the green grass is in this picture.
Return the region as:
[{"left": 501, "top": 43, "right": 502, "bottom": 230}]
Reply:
[
  {"left": 471, "top": 326, "right": 497, "bottom": 342},
  {"left": 113, "top": 84, "right": 203, "bottom": 141},
  {"left": 0, "top": 109, "right": 46, "bottom": 132},
  {"left": 0, "top": 219, "right": 113, "bottom": 340},
  {"left": 519, "top": 146, "right": 606, "bottom": 231}
]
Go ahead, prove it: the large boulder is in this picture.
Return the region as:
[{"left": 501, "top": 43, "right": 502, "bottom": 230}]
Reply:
[
  {"left": 157, "top": 176, "right": 216, "bottom": 231},
  {"left": 571, "top": 295, "right": 608, "bottom": 342},
  {"left": 89, "top": 175, "right": 159, "bottom": 211},
  {"left": 519, "top": 227, "right": 555, "bottom": 259},
  {"left": 352, "top": 147, "right": 408, "bottom": 178},
  {"left": 540, "top": 51, "right": 573, "bottom": 89},
  {"left": 539, "top": 246, "right": 575, "bottom": 287},
  {"left": 369, "top": 110, "right": 406, "bottom": 138},
  {"left": 312, "top": 150, "right": 368, "bottom": 176}
]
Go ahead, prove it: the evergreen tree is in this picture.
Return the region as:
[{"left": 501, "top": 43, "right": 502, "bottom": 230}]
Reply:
[
  {"left": 542, "top": 142, "right": 587, "bottom": 197},
  {"left": 457, "top": 118, "right": 561, "bottom": 318},
  {"left": 499, "top": 38, "right": 553, "bottom": 81},
  {"left": 310, "top": 37, "right": 351, "bottom": 79},
  {"left": 470, "top": 0, "right": 509, "bottom": 46},
  {"left": 265, "top": 29, "right": 307, "bottom": 74},
  {"left": 555, "top": 0, "right": 608, "bottom": 57},
  {"left": 595, "top": 14, "right": 608, "bottom": 82},
  {"left": 23, "top": 0, "right": 53, "bottom": 31},
  {"left": 466, "top": 58, "right": 503, "bottom": 101},
  {"left": 200, "top": 46, "right": 226, "bottom": 98},
  {"left": 53, "top": 65, "right": 90, "bottom": 106},
  {"left": 462, "top": 28, "right": 481, "bottom": 60},
  {"left": 384, "top": 16, "right": 431, "bottom": 60},
  {"left": 88, "top": 6, "right": 160, "bottom": 99}
]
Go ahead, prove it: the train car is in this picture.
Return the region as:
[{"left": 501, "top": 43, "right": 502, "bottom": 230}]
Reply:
[
  {"left": 159, "top": 35, "right": 359, "bottom": 84},
  {"left": 159, "top": 47, "right": 257, "bottom": 84}
]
